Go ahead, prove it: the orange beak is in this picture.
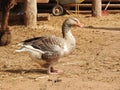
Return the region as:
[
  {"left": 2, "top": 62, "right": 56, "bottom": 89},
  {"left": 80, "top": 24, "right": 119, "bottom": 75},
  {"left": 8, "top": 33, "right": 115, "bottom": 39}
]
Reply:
[{"left": 76, "top": 22, "right": 84, "bottom": 28}]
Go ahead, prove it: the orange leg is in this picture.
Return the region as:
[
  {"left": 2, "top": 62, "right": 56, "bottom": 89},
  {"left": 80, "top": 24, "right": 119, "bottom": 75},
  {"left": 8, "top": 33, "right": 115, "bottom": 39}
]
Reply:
[{"left": 47, "top": 65, "right": 63, "bottom": 75}]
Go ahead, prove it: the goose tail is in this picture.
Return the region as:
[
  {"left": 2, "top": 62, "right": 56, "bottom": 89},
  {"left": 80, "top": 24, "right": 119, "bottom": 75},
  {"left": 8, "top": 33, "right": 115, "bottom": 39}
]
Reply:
[
  {"left": 16, "top": 42, "right": 45, "bottom": 54},
  {"left": 16, "top": 42, "right": 24, "bottom": 46},
  {"left": 15, "top": 42, "right": 26, "bottom": 52}
]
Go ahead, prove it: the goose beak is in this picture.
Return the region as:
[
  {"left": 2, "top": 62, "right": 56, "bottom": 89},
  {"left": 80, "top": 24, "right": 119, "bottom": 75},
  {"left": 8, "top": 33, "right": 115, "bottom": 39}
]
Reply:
[{"left": 76, "top": 22, "right": 84, "bottom": 28}]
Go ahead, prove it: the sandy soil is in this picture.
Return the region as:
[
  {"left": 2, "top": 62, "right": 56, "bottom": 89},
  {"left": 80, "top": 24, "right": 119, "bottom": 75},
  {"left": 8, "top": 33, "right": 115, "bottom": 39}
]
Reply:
[{"left": 0, "top": 13, "right": 120, "bottom": 90}]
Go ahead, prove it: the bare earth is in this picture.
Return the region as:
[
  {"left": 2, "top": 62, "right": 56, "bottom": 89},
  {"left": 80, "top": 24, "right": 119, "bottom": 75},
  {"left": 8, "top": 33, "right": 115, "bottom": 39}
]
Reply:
[{"left": 0, "top": 14, "right": 120, "bottom": 90}]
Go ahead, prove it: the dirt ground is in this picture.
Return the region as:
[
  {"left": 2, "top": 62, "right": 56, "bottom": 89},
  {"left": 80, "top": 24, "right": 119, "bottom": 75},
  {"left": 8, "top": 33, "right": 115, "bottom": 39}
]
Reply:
[{"left": 0, "top": 13, "right": 120, "bottom": 90}]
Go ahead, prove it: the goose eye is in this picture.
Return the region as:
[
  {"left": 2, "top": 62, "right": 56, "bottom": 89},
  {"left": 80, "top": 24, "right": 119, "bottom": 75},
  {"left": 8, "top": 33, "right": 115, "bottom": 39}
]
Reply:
[{"left": 74, "top": 19, "right": 79, "bottom": 23}]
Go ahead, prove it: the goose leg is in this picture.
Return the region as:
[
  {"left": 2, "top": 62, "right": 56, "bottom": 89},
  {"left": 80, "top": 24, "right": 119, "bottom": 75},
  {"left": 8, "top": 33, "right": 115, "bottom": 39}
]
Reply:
[{"left": 47, "top": 65, "right": 63, "bottom": 75}]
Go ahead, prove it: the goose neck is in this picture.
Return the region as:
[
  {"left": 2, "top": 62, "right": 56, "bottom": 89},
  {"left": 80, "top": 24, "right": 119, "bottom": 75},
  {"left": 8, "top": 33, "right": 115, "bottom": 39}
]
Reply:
[{"left": 62, "top": 23, "right": 72, "bottom": 39}]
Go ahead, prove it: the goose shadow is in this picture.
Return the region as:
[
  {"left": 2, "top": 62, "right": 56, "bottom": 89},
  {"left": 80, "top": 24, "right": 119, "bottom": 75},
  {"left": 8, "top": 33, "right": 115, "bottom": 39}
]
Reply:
[
  {"left": 84, "top": 26, "right": 120, "bottom": 31},
  {"left": 0, "top": 69, "right": 47, "bottom": 74}
]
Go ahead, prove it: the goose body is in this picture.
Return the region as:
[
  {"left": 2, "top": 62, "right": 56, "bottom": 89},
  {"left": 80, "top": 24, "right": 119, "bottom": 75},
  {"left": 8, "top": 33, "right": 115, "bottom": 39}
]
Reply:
[{"left": 16, "top": 18, "right": 83, "bottom": 74}]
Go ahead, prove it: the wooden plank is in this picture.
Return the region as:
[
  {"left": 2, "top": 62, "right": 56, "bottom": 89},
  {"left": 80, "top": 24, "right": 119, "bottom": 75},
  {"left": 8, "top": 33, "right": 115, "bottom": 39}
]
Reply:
[
  {"left": 16, "top": 0, "right": 49, "bottom": 3},
  {"left": 68, "top": 10, "right": 120, "bottom": 14},
  {"left": 17, "top": 0, "right": 120, "bottom": 3},
  {"left": 37, "top": 0, "right": 49, "bottom": 3},
  {"left": 65, "top": 4, "right": 120, "bottom": 8},
  {"left": 84, "top": 0, "right": 120, "bottom": 2},
  {"left": 46, "top": 0, "right": 120, "bottom": 3},
  {"left": 37, "top": 13, "right": 50, "bottom": 21},
  {"left": 0, "top": 13, "right": 50, "bottom": 23}
]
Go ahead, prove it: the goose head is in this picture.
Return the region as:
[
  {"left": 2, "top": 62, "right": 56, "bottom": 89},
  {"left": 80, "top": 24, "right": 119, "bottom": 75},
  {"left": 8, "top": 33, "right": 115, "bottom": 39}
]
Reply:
[
  {"left": 63, "top": 17, "right": 83, "bottom": 28},
  {"left": 62, "top": 17, "right": 83, "bottom": 38}
]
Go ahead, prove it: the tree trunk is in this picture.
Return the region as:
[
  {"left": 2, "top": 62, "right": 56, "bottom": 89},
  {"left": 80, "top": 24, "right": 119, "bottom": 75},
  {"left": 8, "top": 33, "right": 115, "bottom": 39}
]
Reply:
[
  {"left": 0, "top": 8, "right": 11, "bottom": 46},
  {"left": 1, "top": 9, "right": 10, "bottom": 30},
  {"left": 0, "top": 0, "right": 15, "bottom": 46},
  {"left": 24, "top": 0, "right": 37, "bottom": 28},
  {"left": 92, "top": 0, "right": 102, "bottom": 17}
]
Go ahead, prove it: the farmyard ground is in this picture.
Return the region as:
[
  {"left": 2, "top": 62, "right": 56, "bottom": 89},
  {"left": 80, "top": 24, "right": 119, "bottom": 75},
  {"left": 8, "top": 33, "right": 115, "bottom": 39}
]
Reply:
[{"left": 0, "top": 14, "right": 120, "bottom": 90}]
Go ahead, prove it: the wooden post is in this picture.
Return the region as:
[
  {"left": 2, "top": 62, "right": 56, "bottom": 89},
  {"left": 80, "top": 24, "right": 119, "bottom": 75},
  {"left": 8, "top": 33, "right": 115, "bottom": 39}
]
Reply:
[
  {"left": 24, "top": 0, "right": 37, "bottom": 28},
  {"left": 92, "top": 0, "right": 102, "bottom": 17}
]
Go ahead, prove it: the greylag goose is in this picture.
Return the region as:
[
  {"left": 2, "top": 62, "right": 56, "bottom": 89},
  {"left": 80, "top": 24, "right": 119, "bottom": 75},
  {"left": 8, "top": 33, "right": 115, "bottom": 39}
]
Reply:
[{"left": 16, "top": 17, "right": 83, "bottom": 75}]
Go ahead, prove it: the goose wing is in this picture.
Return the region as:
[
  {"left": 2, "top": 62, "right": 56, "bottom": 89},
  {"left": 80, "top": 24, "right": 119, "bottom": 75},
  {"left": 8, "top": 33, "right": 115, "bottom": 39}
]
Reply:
[{"left": 23, "top": 36, "right": 65, "bottom": 53}]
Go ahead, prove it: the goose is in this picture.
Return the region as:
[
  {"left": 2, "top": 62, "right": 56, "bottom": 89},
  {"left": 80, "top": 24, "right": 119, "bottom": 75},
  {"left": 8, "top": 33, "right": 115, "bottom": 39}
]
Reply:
[{"left": 16, "top": 17, "right": 83, "bottom": 75}]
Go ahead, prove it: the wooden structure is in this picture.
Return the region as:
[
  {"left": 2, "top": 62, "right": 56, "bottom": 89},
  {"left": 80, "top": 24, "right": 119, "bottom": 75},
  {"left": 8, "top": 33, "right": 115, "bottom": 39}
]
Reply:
[
  {"left": 75, "top": 0, "right": 120, "bottom": 14},
  {"left": 17, "top": 0, "right": 49, "bottom": 27},
  {"left": 17, "top": 0, "right": 49, "bottom": 3},
  {"left": 0, "top": 0, "right": 119, "bottom": 46},
  {"left": 15, "top": 0, "right": 120, "bottom": 15},
  {"left": 0, "top": 0, "right": 50, "bottom": 46},
  {"left": 37, "top": 0, "right": 120, "bottom": 14},
  {"left": 65, "top": 0, "right": 120, "bottom": 14},
  {"left": 24, "top": 0, "right": 37, "bottom": 28},
  {"left": 92, "top": 0, "right": 102, "bottom": 17}
]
